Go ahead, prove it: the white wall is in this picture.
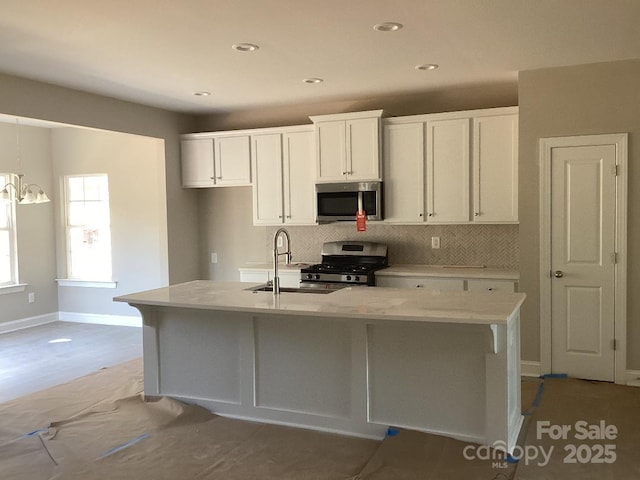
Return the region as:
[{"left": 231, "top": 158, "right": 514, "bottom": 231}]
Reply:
[
  {"left": 0, "top": 72, "right": 198, "bottom": 326},
  {"left": 52, "top": 127, "right": 168, "bottom": 317},
  {"left": 518, "top": 59, "right": 640, "bottom": 367},
  {"left": 0, "top": 123, "right": 57, "bottom": 322}
]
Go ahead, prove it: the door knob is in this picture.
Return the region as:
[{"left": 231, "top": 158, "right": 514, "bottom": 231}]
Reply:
[{"left": 553, "top": 270, "right": 564, "bottom": 278}]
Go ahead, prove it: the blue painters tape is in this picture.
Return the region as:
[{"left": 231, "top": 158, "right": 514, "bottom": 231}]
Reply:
[
  {"left": 386, "top": 428, "right": 400, "bottom": 437},
  {"left": 522, "top": 381, "right": 545, "bottom": 415},
  {"left": 24, "top": 428, "right": 49, "bottom": 437},
  {"left": 506, "top": 454, "right": 520, "bottom": 464},
  {"left": 98, "top": 433, "right": 150, "bottom": 459},
  {"left": 542, "top": 373, "right": 568, "bottom": 379},
  {"left": 532, "top": 382, "right": 545, "bottom": 407}
]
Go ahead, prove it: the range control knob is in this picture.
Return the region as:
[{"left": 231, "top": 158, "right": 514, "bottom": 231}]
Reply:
[
  {"left": 346, "top": 275, "right": 352, "bottom": 281},
  {"left": 306, "top": 274, "right": 313, "bottom": 279},
  {"left": 354, "top": 276, "right": 360, "bottom": 282},
  {"left": 315, "top": 274, "right": 320, "bottom": 280}
]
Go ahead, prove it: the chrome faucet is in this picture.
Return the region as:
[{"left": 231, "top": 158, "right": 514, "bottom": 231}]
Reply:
[{"left": 272, "top": 228, "right": 292, "bottom": 295}]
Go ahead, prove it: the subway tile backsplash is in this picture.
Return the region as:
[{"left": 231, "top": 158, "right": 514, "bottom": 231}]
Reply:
[{"left": 266, "top": 224, "right": 518, "bottom": 269}]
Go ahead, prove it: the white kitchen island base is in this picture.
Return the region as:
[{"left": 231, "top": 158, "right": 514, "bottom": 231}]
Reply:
[{"left": 117, "top": 281, "right": 525, "bottom": 452}]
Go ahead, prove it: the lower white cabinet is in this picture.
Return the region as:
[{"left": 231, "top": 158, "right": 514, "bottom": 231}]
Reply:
[
  {"left": 377, "top": 275, "right": 516, "bottom": 292},
  {"left": 466, "top": 279, "right": 516, "bottom": 293},
  {"left": 239, "top": 268, "right": 301, "bottom": 288},
  {"left": 376, "top": 276, "right": 465, "bottom": 291},
  {"left": 238, "top": 271, "right": 269, "bottom": 284}
]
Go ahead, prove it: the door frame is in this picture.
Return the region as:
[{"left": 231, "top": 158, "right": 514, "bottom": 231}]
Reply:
[{"left": 539, "top": 133, "right": 628, "bottom": 384}]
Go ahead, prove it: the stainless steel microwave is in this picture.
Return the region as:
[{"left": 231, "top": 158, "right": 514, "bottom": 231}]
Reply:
[{"left": 316, "top": 182, "right": 383, "bottom": 222}]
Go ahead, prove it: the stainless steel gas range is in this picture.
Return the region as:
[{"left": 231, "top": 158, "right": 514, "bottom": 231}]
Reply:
[{"left": 300, "top": 241, "right": 388, "bottom": 290}]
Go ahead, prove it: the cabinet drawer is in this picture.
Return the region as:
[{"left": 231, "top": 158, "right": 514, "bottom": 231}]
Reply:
[
  {"left": 466, "top": 279, "right": 516, "bottom": 293},
  {"left": 239, "top": 271, "right": 269, "bottom": 283},
  {"left": 376, "top": 276, "right": 465, "bottom": 291}
]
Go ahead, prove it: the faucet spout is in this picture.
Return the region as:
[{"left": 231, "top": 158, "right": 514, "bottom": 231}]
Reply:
[{"left": 272, "top": 228, "right": 292, "bottom": 295}]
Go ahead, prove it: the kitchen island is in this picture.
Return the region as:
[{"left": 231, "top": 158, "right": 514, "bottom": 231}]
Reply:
[{"left": 115, "top": 281, "right": 525, "bottom": 452}]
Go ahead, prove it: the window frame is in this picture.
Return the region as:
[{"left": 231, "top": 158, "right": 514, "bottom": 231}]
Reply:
[
  {"left": 63, "top": 174, "right": 113, "bottom": 282},
  {"left": 0, "top": 173, "right": 19, "bottom": 288}
]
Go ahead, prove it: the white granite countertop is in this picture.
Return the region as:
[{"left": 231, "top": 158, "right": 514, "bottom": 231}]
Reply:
[
  {"left": 115, "top": 280, "right": 525, "bottom": 326},
  {"left": 240, "top": 263, "right": 519, "bottom": 280},
  {"left": 376, "top": 265, "right": 519, "bottom": 280},
  {"left": 238, "top": 262, "right": 313, "bottom": 271}
]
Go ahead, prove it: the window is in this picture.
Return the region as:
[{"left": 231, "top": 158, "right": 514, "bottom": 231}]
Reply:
[
  {"left": 65, "top": 175, "right": 112, "bottom": 280},
  {"left": 0, "top": 173, "right": 18, "bottom": 286}
]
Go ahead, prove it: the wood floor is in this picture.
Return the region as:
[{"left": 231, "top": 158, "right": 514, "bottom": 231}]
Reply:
[{"left": 0, "top": 321, "right": 142, "bottom": 403}]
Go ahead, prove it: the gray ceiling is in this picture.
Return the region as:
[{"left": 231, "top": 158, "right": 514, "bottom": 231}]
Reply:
[{"left": 1, "top": 0, "right": 639, "bottom": 114}]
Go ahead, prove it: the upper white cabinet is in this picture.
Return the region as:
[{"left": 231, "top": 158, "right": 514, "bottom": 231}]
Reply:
[
  {"left": 181, "top": 134, "right": 251, "bottom": 188},
  {"left": 181, "top": 138, "right": 215, "bottom": 187},
  {"left": 383, "top": 122, "right": 424, "bottom": 223},
  {"left": 251, "top": 127, "right": 315, "bottom": 226},
  {"left": 426, "top": 118, "right": 470, "bottom": 223},
  {"left": 310, "top": 110, "right": 383, "bottom": 182},
  {"left": 472, "top": 113, "right": 518, "bottom": 222},
  {"left": 383, "top": 107, "right": 518, "bottom": 224}
]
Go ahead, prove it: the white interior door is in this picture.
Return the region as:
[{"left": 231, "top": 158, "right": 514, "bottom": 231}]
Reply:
[{"left": 550, "top": 144, "right": 616, "bottom": 381}]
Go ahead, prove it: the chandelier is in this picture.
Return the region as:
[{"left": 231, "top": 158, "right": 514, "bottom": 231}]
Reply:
[{"left": 0, "top": 118, "right": 50, "bottom": 204}]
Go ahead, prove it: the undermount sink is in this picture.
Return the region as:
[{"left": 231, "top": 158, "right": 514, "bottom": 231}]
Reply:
[{"left": 245, "top": 284, "right": 338, "bottom": 295}]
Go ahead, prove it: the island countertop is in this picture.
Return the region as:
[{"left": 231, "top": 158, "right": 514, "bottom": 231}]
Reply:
[{"left": 115, "top": 280, "right": 525, "bottom": 326}]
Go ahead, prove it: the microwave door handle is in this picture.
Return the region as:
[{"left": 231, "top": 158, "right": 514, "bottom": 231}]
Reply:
[{"left": 357, "top": 191, "right": 363, "bottom": 214}]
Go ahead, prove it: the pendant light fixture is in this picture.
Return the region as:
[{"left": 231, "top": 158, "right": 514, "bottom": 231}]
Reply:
[{"left": 0, "top": 118, "right": 50, "bottom": 205}]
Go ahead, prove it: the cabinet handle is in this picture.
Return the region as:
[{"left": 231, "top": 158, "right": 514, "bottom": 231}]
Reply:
[
  {"left": 487, "top": 287, "right": 494, "bottom": 291},
  {"left": 474, "top": 212, "right": 480, "bottom": 217},
  {"left": 216, "top": 176, "right": 222, "bottom": 180},
  {"left": 286, "top": 215, "right": 292, "bottom": 219},
  {"left": 415, "top": 284, "right": 423, "bottom": 288},
  {"left": 278, "top": 215, "right": 283, "bottom": 219},
  {"left": 428, "top": 213, "right": 433, "bottom": 217},
  {"left": 419, "top": 213, "right": 423, "bottom": 217},
  {"left": 210, "top": 176, "right": 215, "bottom": 180}
]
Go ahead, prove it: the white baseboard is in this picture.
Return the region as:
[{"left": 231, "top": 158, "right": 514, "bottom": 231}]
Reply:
[
  {"left": 58, "top": 311, "right": 142, "bottom": 328},
  {"left": 521, "top": 360, "right": 542, "bottom": 378},
  {"left": 0, "top": 313, "right": 58, "bottom": 334},
  {"left": 625, "top": 370, "right": 640, "bottom": 387}
]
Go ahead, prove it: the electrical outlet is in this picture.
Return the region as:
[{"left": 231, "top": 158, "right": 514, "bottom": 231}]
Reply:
[
  {"left": 431, "top": 236, "right": 441, "bottom": 249},
  {"left": 210, "top": 252, "right": 218, "bottom": 264},
  {"left": 28, "top": 292, "right": 35, "bottom": 303}
]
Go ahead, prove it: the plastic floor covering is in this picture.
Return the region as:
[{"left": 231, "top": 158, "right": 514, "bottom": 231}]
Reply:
[{"left": 1, "top": 359, "right": 637, "bottom": 479}]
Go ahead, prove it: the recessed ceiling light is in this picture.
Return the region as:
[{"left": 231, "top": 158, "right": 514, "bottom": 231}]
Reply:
[
  {"left": 193, "top": 91, "right": 211, "bottom": 97},
  {"left": 373, "top": 22, "right": 403, "bottom": 32},
  {"left": 48, "top": 338, "right": 72, "bottom": 344},
  {"left": 232, "top": 43, "right": 259, "bottom": 52},
  {"left": 303, "top": 78, "right": 323, "bottom": 84},
  {"left": 415, "top": 64, "right": 439, "bottom": 71}
]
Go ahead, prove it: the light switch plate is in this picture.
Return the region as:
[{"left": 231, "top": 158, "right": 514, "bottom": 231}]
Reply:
[
  {"left": 211, "top": 252, "right": 218, "bottom": 264},
  {"left": 431, "top": 236, "right": 441, "bottom": 249},
  {"left": 28, "top": 292, "right": 36, "bottom": 303}
]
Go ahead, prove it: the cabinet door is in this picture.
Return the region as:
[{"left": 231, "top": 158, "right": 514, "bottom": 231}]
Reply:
[
  {"left": 215, "top": 135, "right": 251, "bottom": 185},
  {"left": 466, "top": 279, "right": 516, "bottom": 293},
  {"left": 347, "top": 117, "right": 380, "bottom": 180},
  {"left": 472, "top": 114, "right": 518, "bottom": 222},
  {"left": 252, "top": 134, "right": 284, "bottom": 225},
  {"left": 376, "top": 276, "right": 465, "bottom": 291},
  {"left": 316, "top": 121, "right": 347, "bottom": 181},
  {"left": 274, "top": 271, "right": 302, "bottom": 288},
  {"left": 283, "top": 130, "right": 316, "bottom": 224},
  {"left": 181, "top": 139, "right": 215, "bottom": 187},
  {"left": 426, "top": 118, "right": 470, "bottom": 223},
  {"left": 383, "top": 123, "right": 424, "bottom": 223}
]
